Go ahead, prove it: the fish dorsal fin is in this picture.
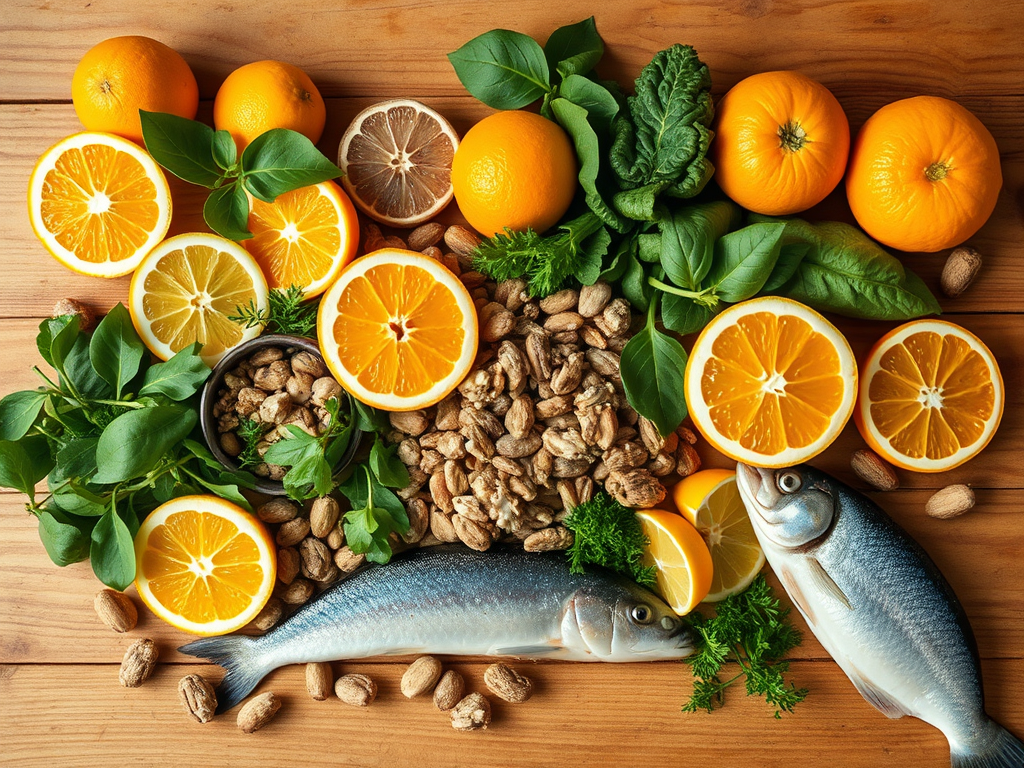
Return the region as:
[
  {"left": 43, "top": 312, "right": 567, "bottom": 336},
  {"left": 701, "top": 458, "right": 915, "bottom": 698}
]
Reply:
[
  {"left": 808, "top": 557, "right": 852, "bottom": 610},
  {"left": 779, "top": 566, "right": 816, "bottom": 627},
  {"left": 846, "top": 667, "right": 909, "bottom": 720}
]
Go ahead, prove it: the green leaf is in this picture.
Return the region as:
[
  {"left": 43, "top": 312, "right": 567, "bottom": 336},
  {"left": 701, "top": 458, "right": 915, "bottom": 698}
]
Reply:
[
  {"left": 369, "top": 438, "right": 410, "bottom": 488},
  {"left": 63, "top": 335, "right": 113, "bottom": 399},
  {"left": 38, "top": 507, "right": 92, "bottom": 567},
  {"left": 609, "top": 44, "right": 715, "bottom": 214},
  {"left": 0, "top": 435, "right": 53, "bottom": 498},
  {"left": 282, "top": 452, "right": 333, "bottom": 501},
  {"left": 707, "top": 222, "right": 787, "bottom": 302},
  {"left": 557, "top": 74, "right": 619, "bottom": 132},
  {"left": 93, "top": 405, "right": 196, "bottom": 484},
  {"left": 264, "top": 426, "right": 319, "bottom": 467},
  {"left": 447, "top": 29, "right": 551, "bottom": 109},
  {"left": 54, "top": 437, "right": 99, "bottom": 481},
  {"left": 212, "top": 130, "right": 238, "bottom": 171},
  {"left": 611, "top": 181, "right": 670, "bottom": 222},
  {"left": 204, "top": 182, "right": 253, "bottom": 241},
  {"left": 339, "top": 466, "right": 409, "bottom": 564},
  {"left": 241, "top": 129, "right": 343, "bottom": 203},
  {"left": 90, "top": 507, "right": 136, "bottom": 591},
  {"left": 660, "top": 201, "right": 740, "bottom": 290},
  {"left": 620, "top": 304, "right": 689, "bottom": 436},
  {"left": 661, "top": 293, "right": 716, "bottom": 336},
  {"left": 192, "top": 475, "right": 253, "bottom": 513},
  {"left": 89, "top": 304, "right": 146, "bottom": 398},
  {"left": 620, "top": 249, "right": 652, "bottom": 313},
  {"left": 140, "top": 343, "right": 211, "bottom": 400},
  {"left": 544, "top": 16, "right": 604, "bottom": 79},
  {"left": 43, "top": 315, "right": 80, "bottom": 378},
  {"left": 353, "top": 401, "right": 388, "bottom": 434},
  {"left": 577, "top": 226, "right": 611, "bottom": 285},
  {"left": 140, "top": 110, "right": 222, "bottom": 187},
  {"left": 0, "top": 390, "right": 48, "bottom": 441},
  {"left": 762, "top": 241, "right": 812, "bottom": 293}
]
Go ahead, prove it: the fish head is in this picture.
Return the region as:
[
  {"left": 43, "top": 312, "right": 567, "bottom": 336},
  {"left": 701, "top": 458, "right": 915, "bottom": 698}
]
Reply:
[
  {"left": 560, "top": 580, "right": 693, "bottom": 661},
  {"left": 736, "top": 463, "right": 837, "bottom": 551}
]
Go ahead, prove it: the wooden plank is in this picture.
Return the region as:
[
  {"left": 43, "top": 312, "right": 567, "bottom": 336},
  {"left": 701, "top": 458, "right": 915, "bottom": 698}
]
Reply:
[
  {"left": 1, "top": 659, "right": 1021, "bottom": 768},
  {"left": 1, "top": 94, "right": 1022, "bottom": 318},
  {"left": 3, "top": 0, "right": 1024, "bottom": 101},
  {"left": 2, "top": 490, "right": 1021, "bottom": 665}
]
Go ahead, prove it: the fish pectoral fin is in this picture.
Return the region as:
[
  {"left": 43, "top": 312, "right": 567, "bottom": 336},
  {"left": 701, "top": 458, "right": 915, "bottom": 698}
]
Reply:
[
  {"left": 846, "top": 668, "right": 909, "bottom": 720},
  {"left": 779, "top": 566, "right": 816, "bottom": 627},
  {"left": 808, "top": 557, "right": 852, "bottom": 610},
  {"left": 495, "top": 644, "right": 562, "bottom": 657}
]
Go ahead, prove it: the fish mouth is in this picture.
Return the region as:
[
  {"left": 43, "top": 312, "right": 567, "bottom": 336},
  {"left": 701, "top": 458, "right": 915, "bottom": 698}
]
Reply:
[{"left": 736, "top": 463, "right": 775, "bottom": 517}]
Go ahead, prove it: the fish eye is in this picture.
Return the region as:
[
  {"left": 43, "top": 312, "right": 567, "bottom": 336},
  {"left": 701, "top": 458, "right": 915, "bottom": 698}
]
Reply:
[
  {"left": 776, "top": 471, "right": 803, "bottom": 494},
  {"left": 630, "top": 605, "right": 654, "bottom": 624}
]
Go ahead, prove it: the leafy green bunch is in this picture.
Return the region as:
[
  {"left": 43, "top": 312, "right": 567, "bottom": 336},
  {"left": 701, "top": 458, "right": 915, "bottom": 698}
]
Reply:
[
  {"left": 683, "top": 575, "right": 808, "bottom": 717},
  {"left": 229, "top": 284, "right": 321, "bottom": 338},
  {"left": 140, "top": 111, "right": 342, "bottom": 240},
  {"left": 563, "top": 492, "right": 655, "bottom": 588},
  {"left": 0, "top": 306, "right": 255, "bottom": 590}
]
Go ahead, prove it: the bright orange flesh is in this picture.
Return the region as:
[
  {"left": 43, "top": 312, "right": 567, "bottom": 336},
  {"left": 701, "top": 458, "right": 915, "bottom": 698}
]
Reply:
[{"left": 635, "top": 510, "right": 714, "bottom": 615}]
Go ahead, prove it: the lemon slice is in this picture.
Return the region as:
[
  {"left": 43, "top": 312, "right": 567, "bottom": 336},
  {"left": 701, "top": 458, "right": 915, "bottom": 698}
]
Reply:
[
  {"left": 129, "top": 232, "right": 269, "bottom": 365},
  {"left": 634, "top": 509, "right": 713, "bottom": 615}
]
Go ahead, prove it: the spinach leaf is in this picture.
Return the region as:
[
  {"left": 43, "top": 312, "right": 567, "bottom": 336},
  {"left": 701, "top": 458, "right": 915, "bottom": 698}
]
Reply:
[
  {"left": 448, "top": 29, "right": 551, "bottom": 109},
  {"left": 190, "top": 473, "right": 253, "bottom": 513},
  {"left": 89, "top": 304, "right": 146, "bottom": 398},
  {"left": 93, "top": 405, "right": 196, "bottom": 484},
  {"left": 0, "top": 435, "right": 53, "bottom": 499},
  {"left": 620, "top": 299, "right": 689, "bottom": 436},
  {"left": 577, "top": 226, "right": 612, "bottom": 285},
  {"left": 241, "top": 129, "right": 343, "bottom": 203},
  {"left": 620, "top": 246, "right": 652, "bottom": 312},
  {"left": 661, "top": 293, "right": 717, "bottom": 336},
  {"left": 707, "top": 222, "right": 787, "bottom": 302},
  {"left": 544, "top": 16, "right": 604, "bottom": 79},
  {"left": 609, "top": 45, "right": 715, "bottom": 220},
  {"left": 203, "top": 182, "right": 253, "bottom": 241},
  {"left": 264, "top": 425, "right": 319, "bottom": 467},
  {"left": 762, "top": 241, "right": 812, "bottom": 293},
  {"left": 64, "top": 335, "right": 113, "bottom": 399},
  {"left": 44, "top": 315, "right": 81, "bottom": 379},
  {"left": 660, "top": 201, "right": 740, "bottom": 290},
  {"left": 140, "top": 110, "right": 222, "bottom": 187},
  {"left": 0, "top": 390, "right": 48, "bottom": 441},
  {"left": 54, "top": 437, "right": 99, "bottom": 481},
  {"left": 558, "top": 74, "right": 619, "bottom": 132},
  {"left": 38, "top": 506, "right": 93, "bottom": 567},
  {"left": 90, "top": 507, "right": 136, "bottom": 591},
  {"left": 140, "top": 343, "right": 211, "bottom": 400}
]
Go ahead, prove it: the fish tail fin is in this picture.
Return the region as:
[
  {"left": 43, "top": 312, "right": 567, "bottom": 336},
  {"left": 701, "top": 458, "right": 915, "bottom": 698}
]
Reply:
[
  {"left": 178, "top": 635, "right": 274, "bottom": 714},
  {"left": 950, "top": 718, "right": 1024, "bottom": 768}
]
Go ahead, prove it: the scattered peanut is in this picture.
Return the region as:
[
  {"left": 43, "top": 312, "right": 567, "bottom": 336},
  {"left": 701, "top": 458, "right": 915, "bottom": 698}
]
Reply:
[
  {"left": 237, "top": 692, "right": 281, "bottom": 733},
  {"left": 941, "top": 246, "right": 982, "bottom": 298},
  {"left": 52, "top": 298, "right": 95, "bottom": 331},
  {"left": 119, "top": 638, "right": 158, "bottom": 688},
  {"left": 93, "top": 589, "right": 138, "bottom": 633},
  {"left": 402, "top": 655, "right": 443, "bottom": 698},
  {"left": 305, "top": 662, "right": 334, "bottom": 701},
  {"left": 850, "top": 449, "right": 900, "bottom": 492},
  {"left": 335, "top": 673, "right": 377, "bottom": 707},
  {"left": 450, "top": 692, "right": 491, "bottom": 731},
  {"left": 178, "top": 674, "right": 217, "bottom": 724},
  {"left": 433, "top": 669, "right": 466, "bottom": 711},
  {"left": 926, "top": 484, "right": 976, "bottom": 519}
]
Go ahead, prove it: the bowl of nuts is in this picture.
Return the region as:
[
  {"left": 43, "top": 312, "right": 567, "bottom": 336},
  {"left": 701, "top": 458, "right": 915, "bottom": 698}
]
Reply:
[{"left": 200, "top": 334, "right": 362, "bottom": 496}]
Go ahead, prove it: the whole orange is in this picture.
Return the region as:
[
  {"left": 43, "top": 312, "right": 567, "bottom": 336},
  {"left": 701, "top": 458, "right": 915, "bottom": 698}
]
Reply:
[
  {"left": 213, "top": 60, "right": 326, "bottom": 152},
  {"left": 71, "top": 36, "right": 199, "bottom": 144},
  {"left": 451, "top": 110, "right": 577, "bottom": 237},
  {"left": 712, "top": 71, "right": 849, "bottom": 215},
  {"left": 846, "top": 96, "right": 1001, "bottom": 253}
]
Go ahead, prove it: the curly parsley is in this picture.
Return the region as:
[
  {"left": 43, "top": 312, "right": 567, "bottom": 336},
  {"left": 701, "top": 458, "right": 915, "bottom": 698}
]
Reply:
[{"left": 563, "top": 492, "right": 656, "bottom": 588}]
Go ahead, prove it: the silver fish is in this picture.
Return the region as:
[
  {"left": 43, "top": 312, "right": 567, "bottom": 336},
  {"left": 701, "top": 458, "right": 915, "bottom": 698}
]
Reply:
[
  {"left": 181, "top": 544, "right": 692, "bottom": 712},
  {"left": 737, "top": 463, "right": 1024, "bottom": 768}
]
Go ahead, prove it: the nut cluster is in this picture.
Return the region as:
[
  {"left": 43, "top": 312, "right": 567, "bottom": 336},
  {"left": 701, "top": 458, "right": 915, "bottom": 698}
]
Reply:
[
  {"left": 385, "top": 278, "right": 701, "bottom": 554},
  {"left": 211, "top": 344, "right": 343, "bottom": 480}
]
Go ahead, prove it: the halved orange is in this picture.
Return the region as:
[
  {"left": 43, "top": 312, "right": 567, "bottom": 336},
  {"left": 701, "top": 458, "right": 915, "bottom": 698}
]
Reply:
[
  {"left": 129, "top": 232, "right": 269, "bottom": 365},
  {"left": 338, "top": 99, "right": 458, "bottom": 227},
  {"left": 855, "top": 319, "right": 1003, "bottom": 472},
  {"left": 685, "top": 296, "right": 857, "bottom": 467},
  {"left": 634, "top": 509, "right": 714, "bottom": 615},
  {"left": 317, "top": 249, "right": 478, "bottom": 411},
  {"left": 242, "top": 181, "right": 359, "bottom": 297},
  {"left": 27, "top": 132, "right": 171, "bottom": 277},
  {"left": 134, "top": 495, "right": 276, "bottom": 636},
  {"left": 673, "top": 471, "right": 765, "bottom": 602}
]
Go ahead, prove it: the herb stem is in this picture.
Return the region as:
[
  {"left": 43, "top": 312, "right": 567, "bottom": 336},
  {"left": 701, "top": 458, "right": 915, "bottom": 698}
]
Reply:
[
  {"left": 89, "top": 398, "right": 146, "bottom": 410},
  {"left": 647, "top": 277, "right": 708, "bottom": 300},
  {"left": 32, "top": 366, "right": 60, "bottom": 390}
]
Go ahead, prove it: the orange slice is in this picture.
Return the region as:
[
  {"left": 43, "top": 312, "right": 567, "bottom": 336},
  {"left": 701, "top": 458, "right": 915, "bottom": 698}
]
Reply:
[
  {"left": 317, "top": 248, "right": 478, "bottom": 411},
  {"left": 242, "top": 181, "right": 359, "bottom": 297},
  {"left": 338, "top": 99, "right": 458, "bottom": 227},
  {"left": 855, "top": 319, "right": 1003, "bottom": 472},
  {"left": 685, "top": 296, "right": 857, "bottom": 467},
  {"left": 27, "top": 132, "right": 171, "bottom": 277},
  {"left": 129, "top": 232, "right": 269, "bottom": 365},
  {"left": 634, "top": 509, "right": 714, "bottom": 615},
  {"left": 134, "top": 495, "right": 276, "bottom": 636},
  {"left": 673, "top": 471, "right": 765, "bottom": 602}
]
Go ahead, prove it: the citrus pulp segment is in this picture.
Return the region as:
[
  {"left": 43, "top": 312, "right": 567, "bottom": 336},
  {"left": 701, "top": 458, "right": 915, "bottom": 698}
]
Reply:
[
  {"left": 27, "top": 132, "right": 171, "bottom": 277},
  {"left": 634, "top": 509, "right": 714, "bottom": 615},
  {"left": 316, "top": 249, "right": 478, "bottom": 411},
  {"left": 128, "top": 232, "right": 269, "bottom": 365},
  {"left": 855, "top": 319, "right": 1004, "bottom": 472},
  {"left": 242, "top": 181, "right": 359, "bottom": 297},
  {"left": 684, "top": 296, "right": 857, "bottom": 467},
  {"left": 134, "top": 495, "right": 276, "bottom": 636},
  {"left": 338, "top": 99, "right": 458, "bottom": 227}
]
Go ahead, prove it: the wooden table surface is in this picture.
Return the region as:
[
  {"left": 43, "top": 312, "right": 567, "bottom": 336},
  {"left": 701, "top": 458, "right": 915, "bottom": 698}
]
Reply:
[{"left": 1, "top": 2, "right": 1022, "bottom": 766}]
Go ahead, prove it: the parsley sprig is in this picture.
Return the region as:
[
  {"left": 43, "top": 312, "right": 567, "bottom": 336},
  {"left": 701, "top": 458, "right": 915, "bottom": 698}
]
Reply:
[
  {"left": 683, "top": 575, "right": 807, "bottom": 717},
  {"left": 229, "top": 285, "right": 320, "bottom": 338},
  {"left": 564, "top": 492, "right": 656, "bottom": 588}
]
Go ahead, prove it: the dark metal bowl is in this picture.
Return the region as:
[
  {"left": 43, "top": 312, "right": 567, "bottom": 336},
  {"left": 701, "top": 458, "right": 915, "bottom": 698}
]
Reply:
[{"left": 199, "top": 334, "right": 362, "bottom": 496}]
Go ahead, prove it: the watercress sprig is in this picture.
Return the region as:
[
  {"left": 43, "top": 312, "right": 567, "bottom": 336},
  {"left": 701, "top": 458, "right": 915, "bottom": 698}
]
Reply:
[{"left": 140, "top": 111, "right": 342, "bottom": 240}]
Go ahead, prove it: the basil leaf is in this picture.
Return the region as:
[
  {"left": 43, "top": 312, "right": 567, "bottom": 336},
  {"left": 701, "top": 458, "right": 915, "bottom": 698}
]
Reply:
[
  {"left": 660, "top": 201, "right": 740, "bottom": 290},
  {"left": 212, "top": 129, "right": 238, "bottom": 171},
  {"left": 93, "top": 405, "right": 196, "bottom": 484},
  {"left": 44, "top": 315, "right": 80, "bottom": 379},
  {"left": 38, "top": 507, "right": 93, "bottom": 566},
  {"left": 55, "top": 437, "right": 99, "bottom": 481},
  {"left": 140, "top": 343, "right": 211, "bottom": 400},
  {"left": 762, "top": 241, "right": 812, "bottom": 293},
  {"left": 204, "top": 182, "right": 253, "bottom": 241},
  {"left": 661, "top": 293, "right": 717, "bottom": 336},
  {"left": 0, "top": 436, "right": 53, "bottom": 498},
  {"left": 140, "top": 110, "right": 222, "bottom": 187},
  {"left": 558, "top": 75, "right": 619, "bottom": 132},
  {"left": 369, "top": 438, "right": 410, "bottom": 488},
  {"left": 64, "top": 335, "right": 113, "bottom": 399},
  {"left": 620, "top": 308, "right": 689, "bottom": 436},
  {"left": 241, "top": 129, "right": 343, "bottom": 203},
  {"left": 544, "top": 17, "right": 604, "bottom": 79},
  {"left": 0, "top": 390, "right": 47, "bottom": 441},
  {"left": 53, "top": 487, "right": 108, "bottom": 517},
  {"left": 707, "top": 222, "right": 787, "bottom": 302},
  {"left": 90, "top": 507, "right": 136, "bottom": 591},
  {"left": 89, "top": 304, "right": 146, "bottom": 398},
  {"left": 447, "top": 29, "right": 551, "bottom": 110},
  {"left": 551, "top": 97, "right": 629, "bottom": 232}
]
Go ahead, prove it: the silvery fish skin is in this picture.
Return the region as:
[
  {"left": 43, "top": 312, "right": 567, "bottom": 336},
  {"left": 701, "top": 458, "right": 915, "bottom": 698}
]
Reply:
[
  {"left": 181, "top": 545, "right": 692, "bottom": 712},
  {"left": 737, "top": 463, "right": 1024, "bottom": 768}
]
